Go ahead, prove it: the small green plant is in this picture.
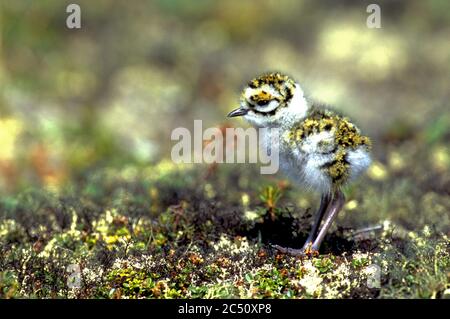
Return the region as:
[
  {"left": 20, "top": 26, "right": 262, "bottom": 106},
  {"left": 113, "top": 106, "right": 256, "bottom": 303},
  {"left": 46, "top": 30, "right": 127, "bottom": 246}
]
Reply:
[
  {"left": 259, "top": 185, "right": 283, "bottom": 221},
  {"left": 314, "top": 256, "right": 335, "bottom": 274}
]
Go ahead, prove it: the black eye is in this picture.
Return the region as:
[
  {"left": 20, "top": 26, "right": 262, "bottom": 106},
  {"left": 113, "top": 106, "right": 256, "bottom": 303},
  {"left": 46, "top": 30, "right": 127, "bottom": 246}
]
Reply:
[{"left": 257, "top": 100, "right": 267, "bottom": 106}]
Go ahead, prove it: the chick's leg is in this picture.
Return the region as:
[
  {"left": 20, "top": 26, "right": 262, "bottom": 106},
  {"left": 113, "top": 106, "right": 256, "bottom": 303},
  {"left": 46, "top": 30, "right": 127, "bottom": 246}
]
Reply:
[
  {"left": 271, "top": 193, "right": 332, "bottom": 256},
  {"left": 310, "top": 190, "right": 345, "bottom": 252},
  {"left": 302, "top": 193, "right": 331, "bottom": 249}
]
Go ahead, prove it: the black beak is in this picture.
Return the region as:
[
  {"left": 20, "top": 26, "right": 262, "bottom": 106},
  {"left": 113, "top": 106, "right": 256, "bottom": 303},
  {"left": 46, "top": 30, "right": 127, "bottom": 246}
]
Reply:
[{"left": 227, "top": 108, "right": 248, "bottom": 118}]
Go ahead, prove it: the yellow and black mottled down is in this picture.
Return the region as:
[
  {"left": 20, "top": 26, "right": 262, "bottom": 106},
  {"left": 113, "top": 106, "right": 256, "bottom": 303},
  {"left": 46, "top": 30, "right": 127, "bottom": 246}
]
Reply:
[
  {"left": 243, "top": 72, "right": 296, "bottom": 111},
  {"left": 288, "top": 108, "right": 372, "bottom": 187}
]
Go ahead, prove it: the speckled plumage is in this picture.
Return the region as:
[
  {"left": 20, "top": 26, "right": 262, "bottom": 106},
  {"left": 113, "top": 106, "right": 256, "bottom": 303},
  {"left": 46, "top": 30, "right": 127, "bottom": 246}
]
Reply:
[
  {"left": 281, "top": 107, "right": 371, "bottom": 193},
  {"left": 232, "top": 72, "right": 372, "bottom": 194},
  {"left": 228, "top": 72, "right": 372, "bottom": 255}
]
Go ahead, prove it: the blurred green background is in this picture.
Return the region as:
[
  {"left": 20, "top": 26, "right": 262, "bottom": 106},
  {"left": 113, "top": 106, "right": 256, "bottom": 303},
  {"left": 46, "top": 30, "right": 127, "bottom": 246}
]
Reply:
[
  {"left": 0, "top": 0, "right": 449, "bottom": 193},
  {"left": 0, "top": 1, "right": 449, "bottom": 300}
]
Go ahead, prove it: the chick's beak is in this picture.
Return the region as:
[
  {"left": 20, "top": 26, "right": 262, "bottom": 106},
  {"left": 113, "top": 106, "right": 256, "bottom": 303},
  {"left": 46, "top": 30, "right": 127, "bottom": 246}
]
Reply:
[{"left": 227, "top": 108, "right": 248, "bottom": 118}]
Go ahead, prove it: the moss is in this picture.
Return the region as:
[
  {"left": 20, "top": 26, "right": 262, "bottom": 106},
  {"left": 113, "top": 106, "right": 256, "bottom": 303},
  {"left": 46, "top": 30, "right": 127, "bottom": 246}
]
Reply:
[
  {"left": 0, "top": 271, "right": 19, "bottom": 298},
  {"left": 0, "top": 128, "right": 449, "bottom": 298},
  {"left": 106, "top": 268, "right": 155, "bottom": 298}
]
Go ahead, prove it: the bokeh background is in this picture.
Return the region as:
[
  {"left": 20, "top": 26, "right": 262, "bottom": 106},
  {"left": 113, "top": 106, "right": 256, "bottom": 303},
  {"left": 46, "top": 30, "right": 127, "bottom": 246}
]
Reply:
[
  {"left": 0, "top": 0, "right": 449, "bottom": 299},
  {"left": 1, "top": 0, "right": 449, "bottom": 193}
]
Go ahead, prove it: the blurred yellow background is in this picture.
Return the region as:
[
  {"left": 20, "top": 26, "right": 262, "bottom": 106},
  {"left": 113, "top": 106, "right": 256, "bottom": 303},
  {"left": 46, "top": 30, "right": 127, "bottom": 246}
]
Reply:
[{"left": 1, "top": 0, "right": 449, "bottom": 193}]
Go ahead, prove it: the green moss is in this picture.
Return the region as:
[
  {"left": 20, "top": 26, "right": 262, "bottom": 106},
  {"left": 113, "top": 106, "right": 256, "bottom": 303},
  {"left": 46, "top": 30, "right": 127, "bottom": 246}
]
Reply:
[
  {"left": 0, "top": 131, "right": 449, "bottom": 299},
  {"left": 107, "top": 268, "right": 156, "bottom": 298},
  {"left": 0, "top": 271, "right": 19, "bottom": 298}
]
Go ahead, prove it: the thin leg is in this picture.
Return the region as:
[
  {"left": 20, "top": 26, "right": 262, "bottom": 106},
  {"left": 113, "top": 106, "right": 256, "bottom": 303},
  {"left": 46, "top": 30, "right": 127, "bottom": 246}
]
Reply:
[
  {"left": 303, "top": 193, "right": 331, "bottom": 247},
  {"left": 310, "top": 190, "right": 345, "bottom": 251},
  {"left": 271, "top": 193, "right": 332, "bottom": 256}
]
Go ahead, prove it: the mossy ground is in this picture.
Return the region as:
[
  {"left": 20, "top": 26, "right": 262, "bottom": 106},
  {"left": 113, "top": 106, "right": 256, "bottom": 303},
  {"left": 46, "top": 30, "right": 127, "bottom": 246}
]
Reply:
[
  {"left": 0, "top": 124, "right": 449, "bottom": 299},
  {"left": 2, "top": 0, "right": 450, "bottom": 300}
]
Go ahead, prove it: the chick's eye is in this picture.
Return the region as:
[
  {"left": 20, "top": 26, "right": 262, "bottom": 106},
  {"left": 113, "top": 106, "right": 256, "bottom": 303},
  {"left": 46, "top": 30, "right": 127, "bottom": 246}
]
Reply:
[{"left": 257, "top": 100, "right": 267, "bottom": 106}]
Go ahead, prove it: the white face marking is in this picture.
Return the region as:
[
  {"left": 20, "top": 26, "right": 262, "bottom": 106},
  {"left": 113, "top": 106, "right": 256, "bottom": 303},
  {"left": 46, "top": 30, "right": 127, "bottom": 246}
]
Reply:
[
  {"left": 244, "top": 85, "right": 281, "bottom": 112},
  {"left": 244, "top": 85, "right": 280, "bottom": 101},
  {"left": 241, "top": 84, "right": 309, "bottom": 128},
  {"left": 255, "top": 99, "right": 279, "bottom": 113},
  {"left": 286, "top": 85, "right": 308, "bottom": 120}
]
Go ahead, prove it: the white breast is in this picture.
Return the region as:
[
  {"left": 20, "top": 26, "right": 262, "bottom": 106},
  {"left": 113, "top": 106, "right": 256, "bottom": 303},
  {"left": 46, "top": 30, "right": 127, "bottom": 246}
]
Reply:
[{"left": 278, "top": 131, "right": 371, "bottom": 194}]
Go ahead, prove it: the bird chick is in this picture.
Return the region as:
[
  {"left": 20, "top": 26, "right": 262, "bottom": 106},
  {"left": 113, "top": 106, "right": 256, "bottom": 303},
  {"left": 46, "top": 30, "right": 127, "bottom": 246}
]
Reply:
[{"left": 228, "top": 72, "right": 372, "bottom": 256}]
